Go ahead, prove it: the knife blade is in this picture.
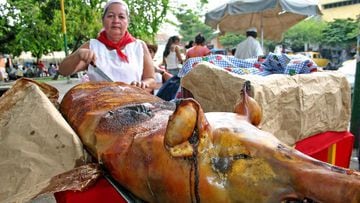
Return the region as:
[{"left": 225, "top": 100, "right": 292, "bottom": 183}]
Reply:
[{"left": 90, "top": 61, "right": 113, "bottom": 82}]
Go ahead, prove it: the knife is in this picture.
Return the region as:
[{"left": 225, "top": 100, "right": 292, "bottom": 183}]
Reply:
[{"left": 90, "top": 61, "right": 113, "bottom": 82}]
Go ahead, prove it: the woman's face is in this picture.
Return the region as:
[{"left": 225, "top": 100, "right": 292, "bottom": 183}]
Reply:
[{"left": 103, "top": 3, "right": 129, "bottom": 42}]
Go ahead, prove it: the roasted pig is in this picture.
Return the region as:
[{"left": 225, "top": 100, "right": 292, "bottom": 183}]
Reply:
[{"left": 60, "top": 82, "right": 360, "bottom": 203}]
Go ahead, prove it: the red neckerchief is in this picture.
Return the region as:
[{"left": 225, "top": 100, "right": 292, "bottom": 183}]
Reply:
[{"left": 97, "top": 30, "right": 136, "bottom": 63}]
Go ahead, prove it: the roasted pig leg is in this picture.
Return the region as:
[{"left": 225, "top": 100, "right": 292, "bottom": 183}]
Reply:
[{"left": 60, "top": 82, "right": 360, "bottom": 203}]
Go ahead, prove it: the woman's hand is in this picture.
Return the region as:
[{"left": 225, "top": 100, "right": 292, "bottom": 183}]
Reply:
[
  {"left": 58, "top": 42, "right": 93, "bottom": 76},
  {"left": 130, "top": 81, "right": 149, "bottom": 89},
  {"left": 77, "top": 48, "right": 97, "bottom": 64}
]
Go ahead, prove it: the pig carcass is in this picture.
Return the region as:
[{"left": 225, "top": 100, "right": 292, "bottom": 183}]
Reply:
[{"left": 60, "top": 82, "right": 360, "bottom": 203}]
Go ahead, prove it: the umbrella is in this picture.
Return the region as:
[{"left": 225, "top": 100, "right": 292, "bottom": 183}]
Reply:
[{"left": 205, "top": 0, "right": 322, "bottom": 45}]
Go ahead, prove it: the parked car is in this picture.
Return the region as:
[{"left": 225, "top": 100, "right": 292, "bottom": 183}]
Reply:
[
  {"left": 298, "top": 51, "right": 331, "bottom": 69},
  {"left": 211, "top": 48, "right": 227, "bottom": 55}
]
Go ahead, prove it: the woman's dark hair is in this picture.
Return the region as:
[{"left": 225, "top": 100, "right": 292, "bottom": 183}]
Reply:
[
  {"left": 146, "top": 43, "right": 158, "bottom": 54},
  {"left": 194, "top": 33, "right": 205, "bottom": 45},
  {"left": 163, "top": 36, "right": 180, "bottom": 58},
  {"left": 185, "top": 40, "right": 194, "bottom": 49}
]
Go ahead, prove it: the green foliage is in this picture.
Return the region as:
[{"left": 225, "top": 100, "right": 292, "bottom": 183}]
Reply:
[
  {"left": 0, "top": 0, "right": 169, "bottom": 58},
  {"left": 321, "top": 18, "right": 358, "bottom": 48},
  {"left": 283, "top": 18, "right": 326, "bottom": 52},
  {"left": 283, "top": 18, "right": 358, "bottom": 52},
  {"left": 0, "top": 3, "right": 20, "bottom": 54},
  {"left": 2, "top": 0, "right": 355, "bottom": 59},
  {"left": 125, "top": 0, "right": 169, "bottom": 43},
  {"left": 174, "top": 8, "right": 215, "bottom": 44},
  {"left": 219, "top": 33, "right": 245, "bottom": 49},
  {"left": 4, "top": 0, "right": 64, "bottom": 58},
  {"left": 63, "top": 0, "right": 104, "bottom": 51},
  {"left": 0, "top": 0, "right": 97, "bottom": 58}
]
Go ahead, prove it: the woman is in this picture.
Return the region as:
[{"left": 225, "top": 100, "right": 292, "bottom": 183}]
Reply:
[
  {"left": 185, "top": 33, "right": 211, "bottom": 60},
  {"left": 162, "top": 36, "right": 183, "bottom": 76},
  {"left": 146, "top": 43, "right": 173, "bottom": 83},
  {"left": 58, "top": 0, "right": 155, "bottom": 92}
]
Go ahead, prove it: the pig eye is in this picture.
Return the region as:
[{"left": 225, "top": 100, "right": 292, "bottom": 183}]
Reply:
[
  {"left": 124, "top": 104, "right": 153, "bottom": 116},
  {"left": 211, "top": 157, "right": 232, "bottom": 173},
  {"left": 211, "top": 154, "right": 252, "bottom": 173},
  {"left": 233, "top": 153, "right": 251, "bottom": 160}
]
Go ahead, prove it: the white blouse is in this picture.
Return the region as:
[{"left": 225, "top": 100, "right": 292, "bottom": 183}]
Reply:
[
  {"left": 165, "top": 45, "right": 180, "bottom": 70},
  {"left": 87, "top": 39, "right": 144, "bottom": 84}
]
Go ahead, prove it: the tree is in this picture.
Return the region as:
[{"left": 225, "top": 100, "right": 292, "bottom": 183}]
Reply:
[
  {"left": 174, "top": 8, "right": 215, "bottom": 44},
  {"left": 0, "top": 0, "right": 170, "bottom": 58},
  {"left": 0, "top": 3, "right": 20, "bottom": 55},
  {"left": 321, "top": 18, "right": 358, "bottom": 49},
  {"left": 124, "top": 0, "right": 169, "bottom": 43},
  {"left": 219, "top": 33, "right": 245, "bottom": 49},
  {"left": 62, "top": 0, "right": 104, "bottom": 52},
  {"left": 4, "top": 0, "right": 68, "bottom": 58},
  {"left": 283, "top": 18, "right": 326, "bottom": 52}
]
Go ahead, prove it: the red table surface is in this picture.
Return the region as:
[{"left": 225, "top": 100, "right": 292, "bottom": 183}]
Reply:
[
  {"left": 295, "top": 131, "right": 354, "bottom": 168},
  {"left": 55, "top": 177, "right": 127, "bottom": 203}
]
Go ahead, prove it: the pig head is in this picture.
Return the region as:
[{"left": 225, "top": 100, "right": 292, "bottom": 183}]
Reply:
[{"left": 60, "top": 82, "right": 360, "bottom": 203}]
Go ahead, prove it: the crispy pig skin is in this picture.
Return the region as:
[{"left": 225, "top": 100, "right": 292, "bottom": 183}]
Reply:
[{"left": 60, "top": 82, "right": 360, "bottom": 203}]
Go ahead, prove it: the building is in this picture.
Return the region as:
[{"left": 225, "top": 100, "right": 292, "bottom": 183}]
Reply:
[{"left": 319, "top": 0, "right": 360, "bottom": 21}]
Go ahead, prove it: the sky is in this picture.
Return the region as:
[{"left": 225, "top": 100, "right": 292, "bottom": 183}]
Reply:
[{"left": 181, "top": 0, "right": 226, "bottom": 11}]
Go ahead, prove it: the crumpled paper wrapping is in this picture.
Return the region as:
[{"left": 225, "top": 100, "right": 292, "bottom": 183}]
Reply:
[
  {"left": 181, "top": 62, "right": 351, "bottom": 145},
  {"left": 0, "top": 79, "right": 88, "bottom": 203}
]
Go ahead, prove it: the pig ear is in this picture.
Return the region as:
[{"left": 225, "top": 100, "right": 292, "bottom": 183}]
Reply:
[
  {"left": 233, "top": 81, "right": 262, "bottom": 126},
  {"left": 164, "top": 99, "right": 208, "bottom": 158}
]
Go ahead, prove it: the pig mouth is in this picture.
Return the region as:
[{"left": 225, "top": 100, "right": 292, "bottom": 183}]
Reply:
[{"left": 281, "top": 196, "right": 316, "bottom": 202}]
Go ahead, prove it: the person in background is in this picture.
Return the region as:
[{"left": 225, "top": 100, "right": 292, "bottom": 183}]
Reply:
[
  {"left": 36, "top": 60, "right": 46, "bottom": 77},
  {"left": 48, "top": 63, "right": 57, "bottom": 76},
  {"left": 234, "top": 27, "right": 264, "bottom": 61},
  {"left": 0, "top": 54, "right": 9, "bottom": 82},
  {"left": 23, "top": 64, "right": 34, "bottom": 78},
  {"left": 15, "top": 65, "right": 24, "bottom": 79},
  {"left": 162, "top": 36, "right": 183, "bottom": 76},
  {"left": 146, "top": 43, "right": 173, "bottom": 87},
  {"left": 58, "top": 0, "right": 155, "bottom": 92},
  {"left": 185, "top": 40, "right": 194, "bottom": 50},
  {"left": 185, "top": 33, "right": 211, "bottom": 60}
]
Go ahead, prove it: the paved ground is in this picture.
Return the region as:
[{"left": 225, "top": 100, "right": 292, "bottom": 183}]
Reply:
[
  {"left": 0, "top": 77, "right": 81, "bottom": 101},
  {"left": 46, "top": 78, "right": 82, "bottom": 101}
]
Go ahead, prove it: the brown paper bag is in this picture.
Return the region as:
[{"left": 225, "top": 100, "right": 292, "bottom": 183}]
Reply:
[{"left": 0, "top": 79, "right": 87, "bottom": 203}]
